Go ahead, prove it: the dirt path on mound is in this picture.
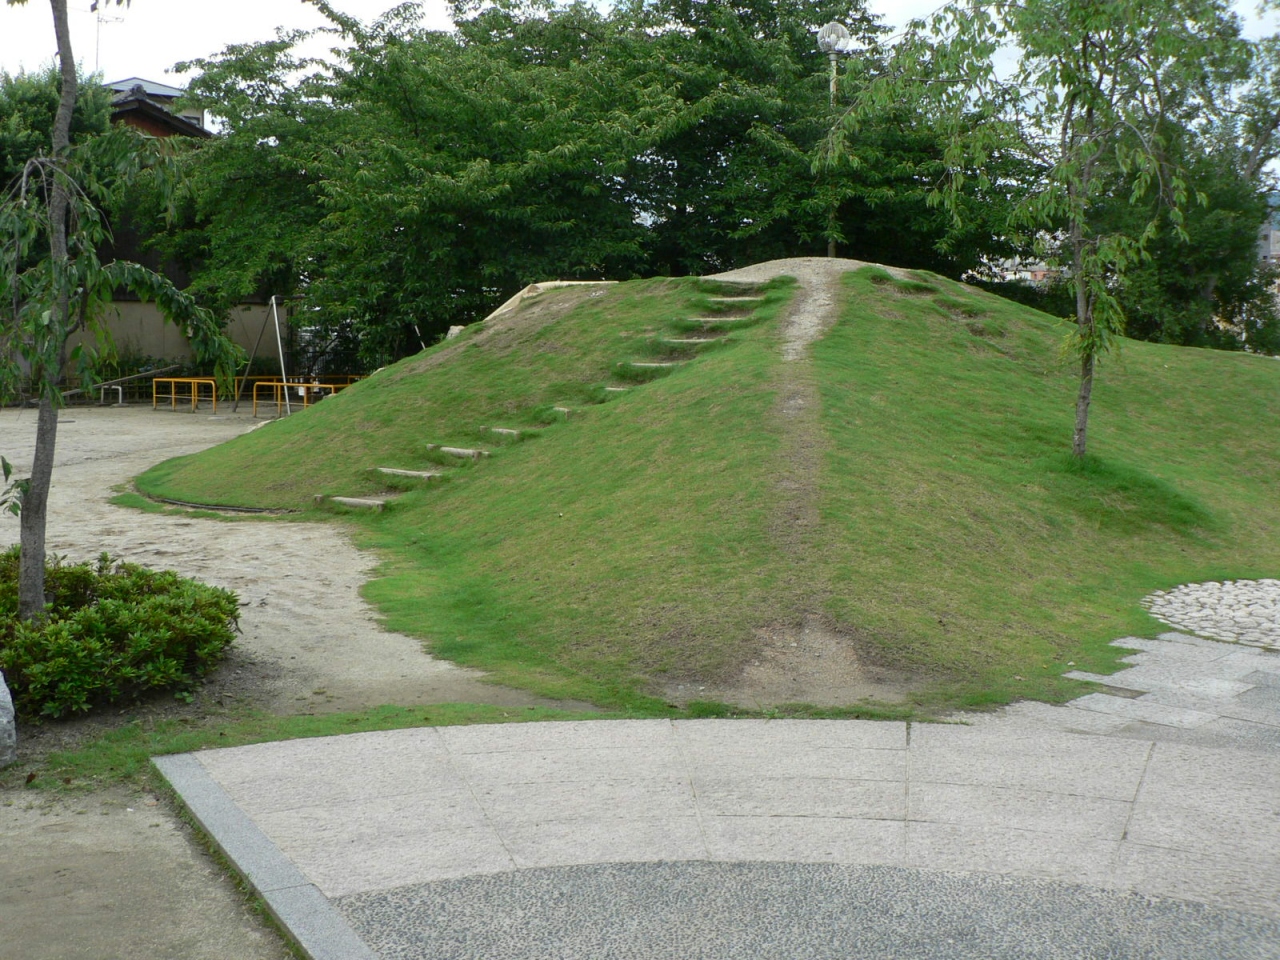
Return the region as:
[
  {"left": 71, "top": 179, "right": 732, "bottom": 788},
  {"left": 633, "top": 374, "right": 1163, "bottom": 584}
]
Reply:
[{"left": 687, "top": 258, "right": 915, "bottom": 709}]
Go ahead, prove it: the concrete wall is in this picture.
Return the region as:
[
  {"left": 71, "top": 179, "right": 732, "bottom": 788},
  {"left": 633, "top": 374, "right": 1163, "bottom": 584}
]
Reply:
[{"left": 69, "top": 301, "right": 277, "bottom": 365}]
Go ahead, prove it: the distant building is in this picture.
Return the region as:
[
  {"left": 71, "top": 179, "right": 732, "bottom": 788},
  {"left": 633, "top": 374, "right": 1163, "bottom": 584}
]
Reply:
[
  {"left": 1258, "top": 196, "right": 1280, "bottom": 264},
  {"left": 104, "top": 77, "right": 209, "bottom": 137},
  {"left": 993, "top": 258, "right": 1063, "bottom": 285},
  {"left": 68, "top": 78, "right": 271, "bottom": 369}
]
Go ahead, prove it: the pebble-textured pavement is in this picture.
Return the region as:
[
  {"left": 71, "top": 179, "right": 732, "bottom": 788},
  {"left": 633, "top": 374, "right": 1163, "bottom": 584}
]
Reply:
[
  {"left": 1144, "top": 579, "right": 1280, "bottom": 649},
  {"left": 337, "top": 862, "right": 1275, "bottom": 960},
  {"left": 158, "top": 617, "right": 1280, "bottom": 960}
]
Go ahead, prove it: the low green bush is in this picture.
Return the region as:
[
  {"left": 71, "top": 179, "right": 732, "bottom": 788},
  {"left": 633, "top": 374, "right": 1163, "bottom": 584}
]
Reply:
[{"left": 0, "top": 547, "right": 239, "bottom": 719}]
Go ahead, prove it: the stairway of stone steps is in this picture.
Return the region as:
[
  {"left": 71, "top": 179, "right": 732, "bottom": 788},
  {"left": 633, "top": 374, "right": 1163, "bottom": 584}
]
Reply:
[
  {"left": 603, "top": 281, "right": 764, "bottom": 393},
  {"left": 321, "top": 280, "right": 771, "bottom": 512}
]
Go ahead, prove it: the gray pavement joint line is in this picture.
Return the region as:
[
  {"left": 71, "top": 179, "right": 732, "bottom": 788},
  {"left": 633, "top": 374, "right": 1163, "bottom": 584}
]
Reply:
[
  {"left": 152, "top": 753, "right": 378, "bottom": 960},
  {"left": 436, "top": 726, "right": 520, "bottom": 871},
  {"left": 903, "top": 720, "right": 914, "bottom": 854},
  {"left": 669, "top": 719, "right": 713, "bottom": 859},
  {"left": 1112, "top": 739, "right": 1157, "bottom": 879}
]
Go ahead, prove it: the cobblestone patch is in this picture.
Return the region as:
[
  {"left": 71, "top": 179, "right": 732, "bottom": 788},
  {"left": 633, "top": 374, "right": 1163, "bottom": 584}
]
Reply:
[{"left": 1141, "top": 579, "right": 1280, "bottom": 649}]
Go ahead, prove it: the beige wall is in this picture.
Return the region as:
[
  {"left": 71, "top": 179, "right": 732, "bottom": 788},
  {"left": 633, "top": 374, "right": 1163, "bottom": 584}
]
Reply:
[{"left": 69, "top": 301, "right": 277, "bottom": 365}]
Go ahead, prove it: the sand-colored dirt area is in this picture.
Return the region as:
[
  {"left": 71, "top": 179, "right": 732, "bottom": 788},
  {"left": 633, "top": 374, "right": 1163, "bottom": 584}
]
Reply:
[
  {"left": 0, "top": 405, "right": 574, "bottom": 717},
  {"left": 0, "top": 404, "right": 579, "bottom": 960}
]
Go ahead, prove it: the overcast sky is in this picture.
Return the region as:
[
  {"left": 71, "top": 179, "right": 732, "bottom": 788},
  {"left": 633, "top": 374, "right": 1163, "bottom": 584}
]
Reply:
[{"left": 0, "top": 0, "right": 1276, "bottom": 87}]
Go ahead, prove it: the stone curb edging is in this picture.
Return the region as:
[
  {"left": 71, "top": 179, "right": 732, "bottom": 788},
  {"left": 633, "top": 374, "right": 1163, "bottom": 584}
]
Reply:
[{"left": 152, "top": 754, "right": 376, "bottom": 960}]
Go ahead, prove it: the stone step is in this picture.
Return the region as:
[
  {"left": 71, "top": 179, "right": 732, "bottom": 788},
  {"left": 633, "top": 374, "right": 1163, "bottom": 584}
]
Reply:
[
  {"left": 552, "top": 406, "right": 574, "bottom": 416},
  {"left": 318, "top": 495, "right": 390, "bottom": 511},
  {"left": 660, "top": 338, "right": 721, "bottom": 345},
  {"left": 707, "top": 295, "right": 764, "bottom": 303},
  {"left": 426, "top": 444, "right": 490, "bottom": 459},
  {"left": 604, "top": 386, "right": 629, "bottom": 392},
  {"left": 619, "top": 361, "right": 684, "bottom": 369},
  {"left": 375, "top": 467, "right": 442, "bottom": 480},
  {"left": 484, "top": 427, "right": 521, "bottom": 438}
]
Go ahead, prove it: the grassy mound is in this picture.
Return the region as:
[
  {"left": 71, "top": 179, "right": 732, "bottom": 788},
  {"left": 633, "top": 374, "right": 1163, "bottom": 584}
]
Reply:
[{"left": 136, "top": 267, "right": 1280, "bottom": 714}]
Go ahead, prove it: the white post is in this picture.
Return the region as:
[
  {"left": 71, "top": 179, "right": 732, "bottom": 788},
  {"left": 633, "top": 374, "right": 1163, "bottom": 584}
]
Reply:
[
  {"left": 271, "top": 295, "right": 292, "bottom": 416},
  {"left": 0, "top": 669, "right": 16, "bottom": 768}
]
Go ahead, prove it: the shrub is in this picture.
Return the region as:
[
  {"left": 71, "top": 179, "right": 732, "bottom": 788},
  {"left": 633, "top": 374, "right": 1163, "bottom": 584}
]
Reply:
[{"left": 0, "top": 547, "right": 239, "bottom": 718}]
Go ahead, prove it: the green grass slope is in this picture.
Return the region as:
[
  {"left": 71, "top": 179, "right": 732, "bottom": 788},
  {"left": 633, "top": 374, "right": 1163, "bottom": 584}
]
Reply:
[{"left": 137, "top": 267, "right": 1280, "bottom": 714}]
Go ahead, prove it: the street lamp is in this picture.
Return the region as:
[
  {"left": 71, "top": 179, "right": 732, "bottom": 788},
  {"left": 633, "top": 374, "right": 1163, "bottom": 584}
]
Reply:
[
  {"left": 817, "top": 21, "right": 850, "bottom": 106},
  {"left": 817, "top": 22, "right": 850, "bottom": 258}
]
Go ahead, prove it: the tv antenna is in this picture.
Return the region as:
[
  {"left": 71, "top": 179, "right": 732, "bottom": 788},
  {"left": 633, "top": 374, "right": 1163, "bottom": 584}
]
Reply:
[{"left": 90, "top": 2, "right": 127, "bottom": 74}]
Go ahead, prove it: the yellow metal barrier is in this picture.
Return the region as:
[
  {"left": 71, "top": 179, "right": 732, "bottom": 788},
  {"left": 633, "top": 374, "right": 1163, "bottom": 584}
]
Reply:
[
  {"left": 153, "top": 377, "right": 217, "bottom": 413},
  {"left": 252, "top": 380, "right": 341, "bottom": 417}
]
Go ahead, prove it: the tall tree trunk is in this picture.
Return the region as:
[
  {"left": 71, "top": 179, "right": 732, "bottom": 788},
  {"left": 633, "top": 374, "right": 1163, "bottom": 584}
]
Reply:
[
  {"left": 18, "top": 0, "right": 78, "bottom": 620},
  {"left": 17, "top": 402, "right": 57, "bottom": 619},
  {"left": 1070, "top": 218, "right": 1092, "bottom": 460},
  {"left": 1072, "top": 350, "right": 1094, "bottom": 459}
]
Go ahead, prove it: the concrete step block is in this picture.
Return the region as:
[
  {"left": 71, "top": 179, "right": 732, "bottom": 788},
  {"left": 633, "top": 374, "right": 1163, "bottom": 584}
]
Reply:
[
  {"left": 426, "top": 444, "right": 490, "bottom": 458},
  {"left": 319, "top": 495, "right": 389, "bottom": 511},
  {"left": 375, "top": 468, "right": 442, "bottom": 480},
  {"left": 484, "top": 427, "right": 521, "bottom": 437}
]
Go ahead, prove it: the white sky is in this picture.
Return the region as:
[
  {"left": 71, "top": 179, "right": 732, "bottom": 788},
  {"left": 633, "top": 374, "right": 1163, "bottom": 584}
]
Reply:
[{"left": 0, "top": 0, "right": 1275, "bottom": 87}]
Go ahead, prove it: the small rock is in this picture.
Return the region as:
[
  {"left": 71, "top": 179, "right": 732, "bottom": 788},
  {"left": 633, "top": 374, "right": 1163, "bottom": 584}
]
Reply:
[{"left": 0, "top": 670, "right": 15, "bottom": 768}]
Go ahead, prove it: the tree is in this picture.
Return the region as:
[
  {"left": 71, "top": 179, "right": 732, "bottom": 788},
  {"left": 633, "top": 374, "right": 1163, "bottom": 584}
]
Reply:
[
  {"left": 166, "top": 2, "right": 671, "bottom": 366},
  {"left": 1, "top": 0, "right": 240, "bottom": 621},
  {"left": 844, "top": 0, "right": 1250, "bottom": 457},
  {"left": 159, "top": 0, "right": 1019, "bottom": 367},
  {"left": 1107, "top": 130, "right": 1279, "bottom": 352},
  {"left": 1, "top": 65, "right": 111, "bottom": 189}
]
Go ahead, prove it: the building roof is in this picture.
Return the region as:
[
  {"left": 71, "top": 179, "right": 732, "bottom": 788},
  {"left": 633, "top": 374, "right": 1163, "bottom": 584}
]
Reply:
[
  {"left": 110, "top": 93, "right": 211, "bottom": 139},
  {"left": 104, "top": 77, "right": 186, "bottom": 100}
]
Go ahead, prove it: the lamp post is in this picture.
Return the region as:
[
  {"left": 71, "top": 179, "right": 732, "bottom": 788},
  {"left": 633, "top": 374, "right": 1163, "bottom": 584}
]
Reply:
[
  {"left": 817, "top": 22, "right": 850, "bottom": 257},
  {"left": 817, "top": 21, "right": 850, "bottom": 107}
]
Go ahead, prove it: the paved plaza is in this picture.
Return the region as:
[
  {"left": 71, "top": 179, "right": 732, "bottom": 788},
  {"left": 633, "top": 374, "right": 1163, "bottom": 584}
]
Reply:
[{"left": 159, "top": 622, "right": 1280, "bottom": 959}]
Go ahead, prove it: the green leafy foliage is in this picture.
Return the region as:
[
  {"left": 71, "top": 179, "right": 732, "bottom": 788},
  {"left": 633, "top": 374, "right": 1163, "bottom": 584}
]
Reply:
[
  {"left": 153, "top": 0, "right": 1014, "bottom": 369},
  {"left": 0, "top": 65, "right": 111, "bottom": 190},
  {"left": 842, "top": 0, "right": 1254, "bottom": 455},
  {"left": 0, "top": 456, "right": 22, "bottom": 517},
  {"left": 0, "top": 126, "right": 242, "bottom": 402},
  {"left": 0, "top": 547, "right": 239, "bottom": 719}
]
